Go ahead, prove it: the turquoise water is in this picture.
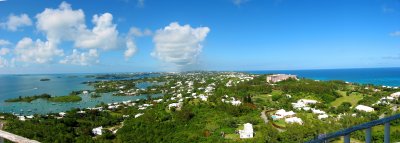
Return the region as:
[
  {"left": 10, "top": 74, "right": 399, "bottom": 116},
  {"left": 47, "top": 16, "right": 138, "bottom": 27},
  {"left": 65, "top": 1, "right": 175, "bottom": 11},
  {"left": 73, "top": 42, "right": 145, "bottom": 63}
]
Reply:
[
  {"left": 246, "top": 67, "right": 400, "bottom": 86},
  {"left": 0, "top": 74, "right": 161, "bottom": 115}
]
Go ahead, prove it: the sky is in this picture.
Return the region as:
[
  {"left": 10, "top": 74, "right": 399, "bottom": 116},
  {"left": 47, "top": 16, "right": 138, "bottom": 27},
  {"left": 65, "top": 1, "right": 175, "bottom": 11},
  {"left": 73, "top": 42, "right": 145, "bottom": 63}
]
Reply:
[{"left": 1, "top": 0, "right": 400, "bottom": 74}]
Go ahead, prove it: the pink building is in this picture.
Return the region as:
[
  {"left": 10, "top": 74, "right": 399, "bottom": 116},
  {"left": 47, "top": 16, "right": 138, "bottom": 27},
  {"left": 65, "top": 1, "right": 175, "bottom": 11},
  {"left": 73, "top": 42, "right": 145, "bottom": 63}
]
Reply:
[{"left": 266, "top": 74, "right": 297, "bottom": 83}]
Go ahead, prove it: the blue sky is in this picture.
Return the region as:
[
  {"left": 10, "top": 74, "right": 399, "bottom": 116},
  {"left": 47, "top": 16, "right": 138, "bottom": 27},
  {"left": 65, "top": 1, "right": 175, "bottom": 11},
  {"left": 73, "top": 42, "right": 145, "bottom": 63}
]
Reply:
[{"left": 0, "top": 0, "right": 400, "bottom": 74}]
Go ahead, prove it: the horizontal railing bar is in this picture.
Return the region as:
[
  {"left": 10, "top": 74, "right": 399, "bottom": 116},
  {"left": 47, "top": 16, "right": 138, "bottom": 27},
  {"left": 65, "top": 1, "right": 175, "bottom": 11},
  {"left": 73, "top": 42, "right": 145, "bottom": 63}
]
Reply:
[
  {"left": 306, "top": 114, "right": 400, "bottom": 143},
  {"left": 0, "top": 130, "right": 40, "bottom": 143}
]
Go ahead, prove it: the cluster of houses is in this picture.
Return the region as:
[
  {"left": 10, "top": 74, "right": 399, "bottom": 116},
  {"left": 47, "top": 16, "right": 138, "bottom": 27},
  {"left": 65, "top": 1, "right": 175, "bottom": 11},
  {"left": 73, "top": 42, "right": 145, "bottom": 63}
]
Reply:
[
  {"left": 273, "top": 109, "right": 303, "bottom": 124},
  {"left": 221, "top": 95, "right": 242, "bottom": 106},
  {"left": 291, "top": 99, "right": 329, "bottom": 120}
]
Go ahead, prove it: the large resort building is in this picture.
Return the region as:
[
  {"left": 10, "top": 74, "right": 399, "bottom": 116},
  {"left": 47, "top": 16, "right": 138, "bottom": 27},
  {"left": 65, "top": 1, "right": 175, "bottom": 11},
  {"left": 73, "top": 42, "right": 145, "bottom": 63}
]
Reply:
[{"left": 266, "top": 74, "right": 297, "bottom": 83}]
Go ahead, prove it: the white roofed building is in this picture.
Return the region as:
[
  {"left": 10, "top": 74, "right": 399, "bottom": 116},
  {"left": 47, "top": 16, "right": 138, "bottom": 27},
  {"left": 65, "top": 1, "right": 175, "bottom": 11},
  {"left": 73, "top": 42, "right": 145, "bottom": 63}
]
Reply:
[
  {"left": 239, "top": 123, "right": 254, "bottom": 138},
  {"left": 355, "top": 105, "right": 374, "bottom": 112},
  {"left": 92, "top": 126, "right": 103, "bottom": 135}
]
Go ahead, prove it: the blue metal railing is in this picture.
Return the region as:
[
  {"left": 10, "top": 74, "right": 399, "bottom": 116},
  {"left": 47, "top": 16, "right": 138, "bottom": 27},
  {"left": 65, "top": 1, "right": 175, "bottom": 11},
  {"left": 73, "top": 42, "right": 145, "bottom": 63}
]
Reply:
[{"left": 306, "top": 114, "right": 400, "bottom": 143}]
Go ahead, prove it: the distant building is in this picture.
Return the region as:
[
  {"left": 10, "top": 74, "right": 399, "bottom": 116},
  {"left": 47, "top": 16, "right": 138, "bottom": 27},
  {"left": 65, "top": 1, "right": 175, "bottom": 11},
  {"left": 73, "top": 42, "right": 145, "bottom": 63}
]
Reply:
[
  {"left": 239, "top": 123, "right": 254, "bottom": 138},
  {"left": 266, "top": 74, "right": 297, "bottom": 83}
]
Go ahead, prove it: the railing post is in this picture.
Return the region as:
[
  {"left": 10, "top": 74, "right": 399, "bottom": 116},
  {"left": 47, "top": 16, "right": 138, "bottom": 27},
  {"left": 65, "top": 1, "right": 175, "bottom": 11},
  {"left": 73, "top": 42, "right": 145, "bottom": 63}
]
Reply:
[
  {"left": 365, "top": 127, "right": 372, "bottom": 143},
  {"left": 384, "top": 122, "right": 390, "bottom": 143},
  {"left": 0, "top": 137, "right": 3, "bottom": 143},
  {"left": 344, "top": 134, "right": 350, "bottom": 143}
]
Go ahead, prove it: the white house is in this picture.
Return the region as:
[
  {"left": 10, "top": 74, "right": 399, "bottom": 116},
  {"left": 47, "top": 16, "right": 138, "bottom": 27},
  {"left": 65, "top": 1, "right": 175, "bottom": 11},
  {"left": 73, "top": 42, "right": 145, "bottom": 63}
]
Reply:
[
  {"left": 231, "top": 100, "right": 242, "bottom": 106},
  {"left": 390, "top": 92, "right": 400, "bottom": 98},
  {"left": 318, "top": 114, "right": 329, "bottom": 120},
  {"left": 285, "top": 117, "right": 303, "bottom": 124},
  {"left": 355, "top": 105, "right": 374, "bottom": 112},
  {"left": 135, "top": 113, "right": 144, "bottom": 118},
  {"left": 274, "top": 109, "right": 296, "bottom": 120},
  {"left": 59, "top": 112, "right": 66, "bottom": 117},
  {"left": 311, "top": 109, "right": 326, "bottom": 115},
  {"left": 168, "top": 102, "right": 183, "bottom": 110},
  {"left": 239, "top": 123, "right": 254, "bottom": 138},
  {"left": 299, "top": 99, "right": 318, "bottom": 105},
  {"left": 92, "top": 126, "right": 103, "bottom": 135}
]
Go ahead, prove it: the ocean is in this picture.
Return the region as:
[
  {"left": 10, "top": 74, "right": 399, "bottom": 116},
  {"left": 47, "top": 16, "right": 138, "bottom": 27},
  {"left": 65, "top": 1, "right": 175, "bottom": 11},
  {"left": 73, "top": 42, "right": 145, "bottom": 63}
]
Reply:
[{"left": 246, "top": 67, "right": 400, "bottom": 87}]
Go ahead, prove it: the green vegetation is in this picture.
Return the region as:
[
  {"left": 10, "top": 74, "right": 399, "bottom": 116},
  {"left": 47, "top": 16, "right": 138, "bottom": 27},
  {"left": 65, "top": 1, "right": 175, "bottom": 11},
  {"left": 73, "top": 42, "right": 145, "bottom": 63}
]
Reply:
[
  {"left": 5, "top": 91, "right": 83, "bottom": 103},
  {"left": 48, "top": 95, "right": 82, "bottom": 102},
  {"left": 331, "top": 91, "right": 363, "bottom": 107},
  {"left": 2, "top": 72, "right": 400, "bottom": 143},
  {"left": 5, "top": 94, "right": 51, "bottom": 102}
]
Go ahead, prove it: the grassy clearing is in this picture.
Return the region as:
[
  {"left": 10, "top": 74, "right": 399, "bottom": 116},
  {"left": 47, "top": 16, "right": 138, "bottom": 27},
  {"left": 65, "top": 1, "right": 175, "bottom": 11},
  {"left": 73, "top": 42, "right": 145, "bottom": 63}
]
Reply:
[
  {"left": 331, "top": 91, "right": 363, "bottom": 107},
  {"left": 271, "top": 90, "right": 283, "bottom": 96},
  {"left": 253, "top": 94, "right": 271, "bottom": 105}
]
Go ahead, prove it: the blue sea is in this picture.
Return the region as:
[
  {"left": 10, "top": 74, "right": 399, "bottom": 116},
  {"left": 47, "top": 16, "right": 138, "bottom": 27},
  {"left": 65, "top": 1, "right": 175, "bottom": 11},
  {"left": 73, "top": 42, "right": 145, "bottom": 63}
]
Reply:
[{"left": 246, "top": 67, "right": 400, "bottom": 87}]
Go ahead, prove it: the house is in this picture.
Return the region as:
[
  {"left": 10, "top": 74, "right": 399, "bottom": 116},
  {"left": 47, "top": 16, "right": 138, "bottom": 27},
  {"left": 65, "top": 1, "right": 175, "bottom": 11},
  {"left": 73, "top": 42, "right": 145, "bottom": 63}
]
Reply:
[
  {"left": 239, "top": 123, "right": 254, "bottom": 138},
  {"left": 298, "top": 99, "right": 318, "bottom": 105},
  {"left": 355, "top": 105, "right": 374, "bottom": 112},
  {"left": 92, "top": 126, "right": 103, "bottom": 135},
  {"left": 318, "top": 114, "right": 329, "bottom": 120},
  {"left": 135, "top": 113, "right": 144, "bottom": 118},
  {"left": 59, "top": 112, "right": 66, "bottom": 117},
  {"left": 274, "top": 109, "right": 296, "bottom": 120},
  {"left": 390, "top": 92, "right": 400, "bottom": 98},
  {"left": 311, "top": 109, "right": 326, "bottom": 115},
  {"left": 168, "top": 102, "right": 182, "bottom": 110},
  {"left": 18, "top": 116, "right": 26, "bottom": 121},
  {"left": 285, "top": 117, "right": 303, "bottom": 124},
  {"left": 266, "top": 74, "right": 297, "bottom": 83},
  {"left": 231, "top": 100, "right": 242, "bottom": 106},
  {"left": 292, "top": 99, "right": 318, "bottom": 110}
]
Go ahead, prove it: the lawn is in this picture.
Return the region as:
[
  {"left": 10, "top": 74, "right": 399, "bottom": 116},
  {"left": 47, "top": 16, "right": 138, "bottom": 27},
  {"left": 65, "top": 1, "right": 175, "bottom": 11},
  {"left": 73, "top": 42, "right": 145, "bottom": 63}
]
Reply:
[
  {"left": 273, "top": 119, "right": 286, "bottom": 128},
  {"left": 252, "top": 94, "right": 271, "bottom": 105},
  {"left": 271, "top": 90, "right": 283, "bottom": 96},
  {"left": 331, "top": 91, "right": 363, "bottom": 107}
]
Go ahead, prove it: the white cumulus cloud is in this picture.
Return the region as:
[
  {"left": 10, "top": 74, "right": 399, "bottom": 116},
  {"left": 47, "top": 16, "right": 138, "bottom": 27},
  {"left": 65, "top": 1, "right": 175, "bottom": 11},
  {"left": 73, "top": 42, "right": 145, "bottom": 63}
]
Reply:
[
  {"left": 15, "top": 37, "right": 63, "bottom": 64},
  {"left": 60, "top": 49, "right": 99, "bottom": 66},
  {"left": 152, "top": 22, "right": 210, "bottom": 69},
  {"left": 1, "top": 13, "right": 32, "bottom": 31},
  {"left": 74, "top": 13, "right": 119, "bottom": 50},
  {"left": 36, "top": 2, "right": 85, "bottom": 42}
]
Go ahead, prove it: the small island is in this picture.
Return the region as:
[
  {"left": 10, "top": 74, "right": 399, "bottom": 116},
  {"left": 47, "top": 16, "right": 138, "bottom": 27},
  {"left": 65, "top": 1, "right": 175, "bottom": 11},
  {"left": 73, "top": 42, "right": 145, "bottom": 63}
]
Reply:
[
  {"left": 5, "top": 92, "right": 82, "bottom": 103},
  {"left": 39, "top": 78, "right": 51, "bottom": 81},
  {"left": 5, "top": 94, "right": 51, "bottom": 102}
]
